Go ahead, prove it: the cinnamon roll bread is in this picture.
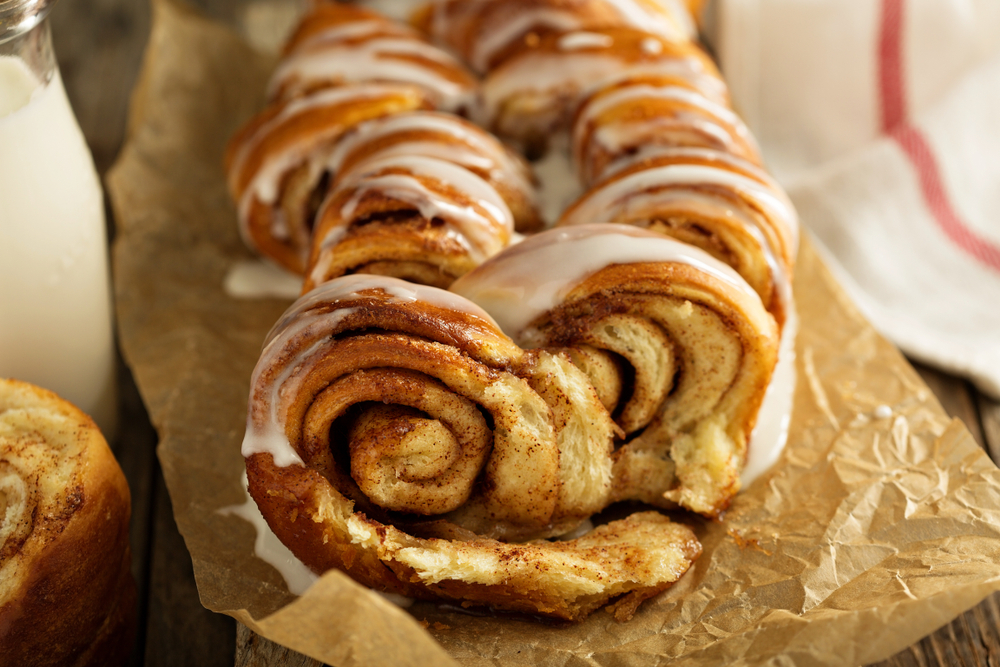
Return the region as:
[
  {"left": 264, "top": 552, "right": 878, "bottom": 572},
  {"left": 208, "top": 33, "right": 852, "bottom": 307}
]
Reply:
[
  {"left": 299, "top": 109, "right": 541, "bottom": 290},
  {"left": 571, "top": 75, "right": 762, "bottom": 185},
  {"left": 452, "top": 224, "right": 779, "bottom": 516},
  {"left": 323, "top": 110, "right": 542, "bottom": 232},
  {"left": 0, "top": 379, "right": 135, "bottom": 667},
  {"left": 243, "top": 275, "right": 701, "bottom": 620},
  {"left": 229, "top": 0, "right": 799, "bottom": 622}
]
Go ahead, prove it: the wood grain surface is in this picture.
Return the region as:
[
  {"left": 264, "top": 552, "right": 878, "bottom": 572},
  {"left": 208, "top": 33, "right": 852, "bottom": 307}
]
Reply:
[{"left": 49, "top": 0, "right": 1000, "bottom": 665}]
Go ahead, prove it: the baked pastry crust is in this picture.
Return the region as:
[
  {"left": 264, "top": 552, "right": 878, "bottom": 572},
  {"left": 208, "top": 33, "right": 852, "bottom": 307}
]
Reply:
[{"left": 0, "top": 379, "right": 135, "bottom": 667}]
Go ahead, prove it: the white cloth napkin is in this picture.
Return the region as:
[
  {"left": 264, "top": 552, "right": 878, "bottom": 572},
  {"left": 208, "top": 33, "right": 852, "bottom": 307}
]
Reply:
[{"left": 705, "top": 0, "right": 1000, "bottom": 396}]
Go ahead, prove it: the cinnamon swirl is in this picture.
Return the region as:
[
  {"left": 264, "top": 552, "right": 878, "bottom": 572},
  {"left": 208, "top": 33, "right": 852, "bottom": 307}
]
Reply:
[
  {"left": 243, "top": 274, "right": 701, "bottom": 620},
  {"left": 451, "top": 224, "right": 779, "bottom": 516}
]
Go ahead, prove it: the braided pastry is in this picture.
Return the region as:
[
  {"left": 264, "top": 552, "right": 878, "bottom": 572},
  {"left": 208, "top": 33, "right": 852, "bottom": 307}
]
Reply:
[
  {"left": 230, "top": 0, "right": 799, "bottom": 622},
  {"left": 324, "top": 110, "right": 542, "bottom": 232},
  {"left": 225, "top": 85, "right": 431, "bottom": 274},
  {"left": 225, "top": 1, "right": 481, "bottom": 275},
  {"left": 302, "top": 153, "right": 515, "bottom": 291},
  {"left": 571, "top": 75, "right": 762, "bottom": 185}
]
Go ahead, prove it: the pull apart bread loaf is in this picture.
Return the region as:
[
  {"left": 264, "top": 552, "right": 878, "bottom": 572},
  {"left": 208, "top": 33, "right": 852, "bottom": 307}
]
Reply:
[
  {"left": 227, "top": 0, "right": 798, "bottom": 621},
  {"left": 0, "top": 379, "right": 135, "bottom": 666}
]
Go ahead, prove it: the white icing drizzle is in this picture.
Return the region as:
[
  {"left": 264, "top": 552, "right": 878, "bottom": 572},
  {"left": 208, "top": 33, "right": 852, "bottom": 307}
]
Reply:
[
  {"left": 560, "top": 159, "right": 798, "bottom": 313},
  {"left": 218, "top": 472, "right": 318, "bottom": 595},
  {"left": 558, "top": 31, "right": 615, "bottom": 51},
  {"left": 574, "top": 82, "right": 753, "bottom": 166},
  {"left": 741, "top": 304, "right": 798, "bottom": 486},
  {"left": 425, "top": 1, "right": 691, "bottom": 73},
  {"left": 269, "top": 36, "right": 474, "bottom": 112},
  {"left": 325, "top": 111, "right": 536, "bottom": 201},
  {"left": 287, "top": 19, "right": 408, "bottom": 54},
  {"left": 468, "top": 9, "right": 579, "bottom": 72},
  {"left": 479, "top": 45, "right": 727, "bottom": 128},
  {"left": 450, "top": 224, "right": 758, "bottom": 341},
  {"left": 328, "top": 154, "right": 514, "bottom": 261},
  {"left": 232, "top": 84, "right": 420, "bottom": 250},
  {"left": 602, "top": 0, "right": 695, "bottom": 40},
  {"left": 266, "top": 274, "right": 501, "bottom": 350},
  {"left": 641, "top": 38, "right": 663, "bottom": 55},
  {"left": 224, "top": 259, "right": 303, "bottom": 300},
  {"left": 243, "top": 276, "right": 502, "bottom": 469}
]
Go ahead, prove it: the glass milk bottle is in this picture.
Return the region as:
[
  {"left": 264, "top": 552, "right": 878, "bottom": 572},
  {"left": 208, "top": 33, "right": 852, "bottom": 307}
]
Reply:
[{"left": 0, "top": 0, "right": 118, "bottom": 436}]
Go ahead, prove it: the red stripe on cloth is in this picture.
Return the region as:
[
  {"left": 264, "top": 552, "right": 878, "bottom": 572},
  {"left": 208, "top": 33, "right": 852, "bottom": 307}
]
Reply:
[
  {"left": 877, "top": 0, "right": 1000, "bottom": 273},
  {"left": 894, "top": 126, "right": 1000, "bottom": 271},
  {"left": 878, "top": 0, "right": 906, "bottom": 132}
]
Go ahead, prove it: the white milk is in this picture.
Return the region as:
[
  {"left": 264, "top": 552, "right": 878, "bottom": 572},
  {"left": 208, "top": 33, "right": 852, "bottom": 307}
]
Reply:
[{"left": 0, "top": 57, "right": 117, "bottom": 436}]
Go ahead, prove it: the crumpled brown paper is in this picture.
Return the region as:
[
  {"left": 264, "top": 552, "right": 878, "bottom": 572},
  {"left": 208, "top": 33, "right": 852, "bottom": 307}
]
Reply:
[{"left": 106, "top": 1, "right": 1000, "bottom": 665}]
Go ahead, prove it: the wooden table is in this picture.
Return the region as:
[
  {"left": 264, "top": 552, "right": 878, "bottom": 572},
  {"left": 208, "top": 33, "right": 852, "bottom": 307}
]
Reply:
[{"left": 52, "top": 0, "right": 1000, "bottom": 664}]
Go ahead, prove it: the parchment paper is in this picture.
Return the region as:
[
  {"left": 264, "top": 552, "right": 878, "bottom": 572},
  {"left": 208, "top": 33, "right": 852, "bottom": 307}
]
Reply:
[{"left": 107, "top": 1, "right": 1000, "bottom": 665}]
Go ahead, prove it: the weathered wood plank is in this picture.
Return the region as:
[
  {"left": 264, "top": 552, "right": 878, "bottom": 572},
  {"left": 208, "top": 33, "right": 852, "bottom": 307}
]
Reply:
[
  {"left": 911, "top": 362, "right": 986, "bottom": 448},
  {"left": 113, "top": 360, "right": 160, "bottom": 667},
  {"left": 50, "top": 0, "right": 151, "bottom": 175},
  {"left": 145, "top": 468, "right": 237, "bottom": 667},
  {"left": 235, "top": 624, "right": 325, "bottom": 667},
  {"left": 977, "top": 394, "right": 1000, "bottom": 466}
]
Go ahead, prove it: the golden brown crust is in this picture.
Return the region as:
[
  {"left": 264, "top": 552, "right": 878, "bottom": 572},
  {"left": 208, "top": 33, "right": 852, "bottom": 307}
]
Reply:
[
  {"left": 270, "top": 3, "right": 477, "bottom": 109},
  {"left": 330, "top": 111, "right": 542, "bottom": 233},
  {"left": 0, "top": 379, "right": 135, "bottom": 667},
  {"left": 282, "top": 3, "right": 414, "bottom": 58}
]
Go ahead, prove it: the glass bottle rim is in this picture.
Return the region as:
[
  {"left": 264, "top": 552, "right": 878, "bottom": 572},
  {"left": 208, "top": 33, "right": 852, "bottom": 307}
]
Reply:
[{"left": 0, "top": 0, "right": 56, "bottom": 44}]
